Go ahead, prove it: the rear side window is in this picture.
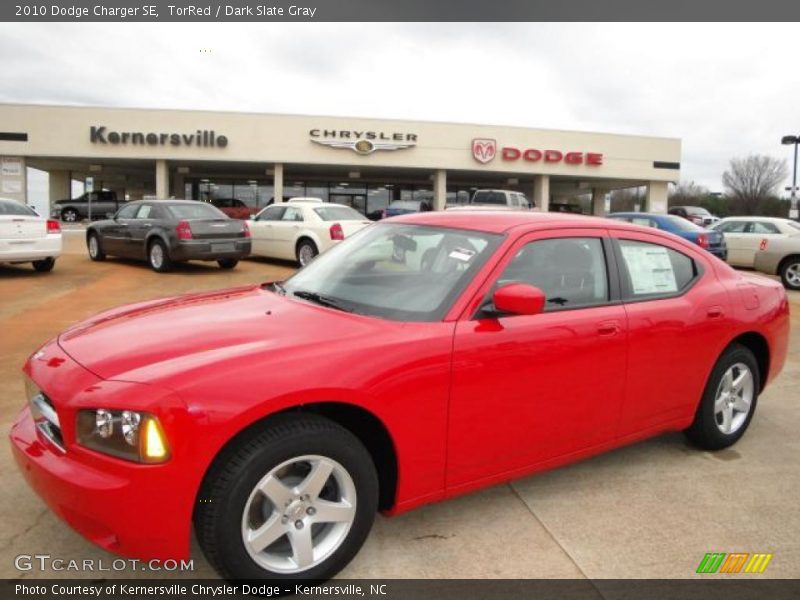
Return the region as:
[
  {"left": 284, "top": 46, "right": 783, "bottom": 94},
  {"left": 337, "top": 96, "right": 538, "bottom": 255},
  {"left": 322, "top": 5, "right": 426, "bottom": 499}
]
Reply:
[
  {"left": 497, "top": 237, "right": 609, "bottom": 311},
  {"left": 617, "top": 239, "right": 698, "bottom": 299},
  {"left": 751, "top": 222, "right": 780, "bottom": 234},
  {"left": 314, "top": 206, "right": 364, "bottom": 221}
]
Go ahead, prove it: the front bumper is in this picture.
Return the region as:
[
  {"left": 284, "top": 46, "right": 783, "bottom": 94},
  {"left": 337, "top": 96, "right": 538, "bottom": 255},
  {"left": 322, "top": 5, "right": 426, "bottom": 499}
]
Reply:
[
  {"left": 9, "top": 344, "right": 193, "bottom": 560},
  {"left": 172, "top": 239, "right": 251, "bottom": 261}
]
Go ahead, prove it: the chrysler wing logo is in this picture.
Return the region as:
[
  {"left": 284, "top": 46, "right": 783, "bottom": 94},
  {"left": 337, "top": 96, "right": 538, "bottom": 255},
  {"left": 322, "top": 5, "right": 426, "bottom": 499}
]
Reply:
[
  {"left": 472, "top": 138, "right": 496, "bottom": 164},
  {"left": 312, "top": 139, "right": 415, "bottom": 155}
]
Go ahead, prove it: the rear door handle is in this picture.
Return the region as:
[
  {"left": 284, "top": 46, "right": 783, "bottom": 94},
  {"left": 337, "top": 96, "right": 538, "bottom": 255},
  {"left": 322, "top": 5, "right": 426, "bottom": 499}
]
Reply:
[
  {"left": 597, "top": 320, "right": 620, "bottom": 336},
  {"left": 707, "top": 306, "right": 724, "bottom": 319}
]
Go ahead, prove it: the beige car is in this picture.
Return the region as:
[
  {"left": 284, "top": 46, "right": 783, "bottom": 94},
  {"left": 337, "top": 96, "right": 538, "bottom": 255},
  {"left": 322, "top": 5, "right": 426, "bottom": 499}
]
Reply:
[
  {"left": 753, "top": 231, "right": 800, "bottom": 289},
  {"left": 711, "top": 216, "right": 800, "bottom": 267}
]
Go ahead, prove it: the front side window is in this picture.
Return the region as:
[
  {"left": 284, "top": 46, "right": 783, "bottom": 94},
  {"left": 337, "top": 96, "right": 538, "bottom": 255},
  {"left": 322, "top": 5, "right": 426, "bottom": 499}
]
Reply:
[
  {"left": 617, "top": 239, "right": 697, "bottom": 299},
  {"left": 256, "top": 206, "right": 287, "bottom": 221},
  {"left": 496, "top": 237, "right": 609, "bottom": 311},
  {"left": 283, "top": 223, "right": 502, "bottom": 321},
  {"left": 282, "top": 207, "right": 304, "bottom": 222},
  {"left": 135, "top": 205, "right": 152, "bottom": 219},
  {"left": 116, "top": 204, "right": 140, "bottom": 219}
]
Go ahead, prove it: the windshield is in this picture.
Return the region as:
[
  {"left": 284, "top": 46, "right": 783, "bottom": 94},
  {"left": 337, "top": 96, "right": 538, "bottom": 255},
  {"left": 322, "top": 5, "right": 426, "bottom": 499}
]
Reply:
[
  {"left": 282, "top": 223, "right": 503, "bottom": 322},
  {"left": 314, "top": 206, "right": 364, "bottom": 221},
  {"left": 167, "top": 203, "right": 227, "bottom": 220}
]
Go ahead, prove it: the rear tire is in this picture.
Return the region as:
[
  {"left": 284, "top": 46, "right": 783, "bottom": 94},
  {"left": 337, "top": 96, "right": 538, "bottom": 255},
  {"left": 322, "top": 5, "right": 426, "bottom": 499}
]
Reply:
[
  {"left": 779, "top": 257, "right": 800, "bottom": 290},
  {"left": 148, "top": 239, "right": 172, "bottom": 273},
  {"left": 296, "top": 240, "right": 318, "bottom": 267},
  {"left": 218, "top": 258, "right": 239, "bottom": 270},
  {"left": 32, "top": 258, "right": 55, "bottom": 272},
  {"left": 194, "top": 414, "right": 378, "bottom": 581},
  {"left": 684, "top": 344, "right": 759, "bottom": 450},
  {"left": 61, "top": 208, "right": 79, "bottom": 223},
  {"left": 87, "top": 233, "right": 106, "bottom": 261}
]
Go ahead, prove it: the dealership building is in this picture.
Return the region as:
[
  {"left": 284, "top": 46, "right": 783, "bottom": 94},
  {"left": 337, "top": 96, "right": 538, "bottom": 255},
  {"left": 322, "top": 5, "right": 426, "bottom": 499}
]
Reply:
[{"left": 0, "top": 104, "right": 681, "bottom": 218}]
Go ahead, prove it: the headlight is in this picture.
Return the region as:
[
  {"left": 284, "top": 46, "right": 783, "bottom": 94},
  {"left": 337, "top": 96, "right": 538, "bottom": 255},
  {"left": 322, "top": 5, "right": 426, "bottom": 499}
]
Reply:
[{"left": 76, "top": 409, "right": 170, "bottom": 463}]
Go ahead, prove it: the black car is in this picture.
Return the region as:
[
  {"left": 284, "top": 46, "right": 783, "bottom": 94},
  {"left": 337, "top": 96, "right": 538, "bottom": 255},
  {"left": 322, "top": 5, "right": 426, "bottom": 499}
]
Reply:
[{"left": 86, "top": 200, "right": 251, "bottom": 272}]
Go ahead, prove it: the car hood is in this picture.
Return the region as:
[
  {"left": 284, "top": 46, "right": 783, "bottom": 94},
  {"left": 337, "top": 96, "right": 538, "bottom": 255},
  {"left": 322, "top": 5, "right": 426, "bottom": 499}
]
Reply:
[{"left": 57, "top": 284, "right": 395, "bottom": 382}]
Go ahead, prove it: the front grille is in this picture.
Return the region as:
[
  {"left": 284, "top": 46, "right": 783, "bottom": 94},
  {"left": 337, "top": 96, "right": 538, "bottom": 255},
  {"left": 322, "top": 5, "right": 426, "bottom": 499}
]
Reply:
[{"left": 30, "top": 391, "right": 65, "bottom": 452}]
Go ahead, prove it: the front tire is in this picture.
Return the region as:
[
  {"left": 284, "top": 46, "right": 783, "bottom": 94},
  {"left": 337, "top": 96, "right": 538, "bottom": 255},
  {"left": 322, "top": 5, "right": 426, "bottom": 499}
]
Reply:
[
  {"left": 32, "top": 258, "right": 55, "bottom": 272},
  {"left": 217, "top": 258, "right": 239, "bottom": 270},
  {"left": 296, "top": 240, "right": 318, "bottom": 267},
  {"left": 148, "top": 239, "right": 172, "bottom": 273},
  {"left": 684, "top": 344, "right": 759, "bottom": 450},
  {"left": 87, "top": 233, "right": 106, "bottom": 261},
  {"left": 779, "top": 257, "right": 800, "bottom": 290},
  {"left": 195, "top": 414, "right": 378, "bottom": 581}
]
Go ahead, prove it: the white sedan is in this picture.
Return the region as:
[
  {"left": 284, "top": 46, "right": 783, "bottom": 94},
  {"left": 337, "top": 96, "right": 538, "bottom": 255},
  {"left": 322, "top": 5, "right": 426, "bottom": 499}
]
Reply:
[
  {"left": 0, "top": 198, "right": 62, "bottom": 272},
  {"left": 710, "top": 216, "right": 800, "bottom": 267},
  {"left": 249, "top": 198, "right": 372, "bottom": 265}
]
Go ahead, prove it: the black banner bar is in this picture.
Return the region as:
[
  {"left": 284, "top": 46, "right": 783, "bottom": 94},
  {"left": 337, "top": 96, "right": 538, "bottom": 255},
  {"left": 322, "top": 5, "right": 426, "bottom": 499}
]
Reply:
[{"left": 4, "top": 0, "right": 800, "bottom": 22}]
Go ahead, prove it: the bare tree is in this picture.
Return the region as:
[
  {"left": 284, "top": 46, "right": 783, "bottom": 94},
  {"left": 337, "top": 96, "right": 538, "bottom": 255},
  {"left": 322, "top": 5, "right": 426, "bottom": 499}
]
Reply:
[
  {"left": 669, "top": 181, "right": 709, "bottom": 205},
  {"left": 722, "top": 155, "right": 788, "bottom": 215}
]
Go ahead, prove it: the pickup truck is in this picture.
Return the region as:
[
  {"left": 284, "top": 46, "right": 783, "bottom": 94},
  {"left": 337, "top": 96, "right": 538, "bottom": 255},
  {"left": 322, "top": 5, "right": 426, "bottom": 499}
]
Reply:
[
  {"left": 52, "top": 191, "right": 126, "bottom": 222},
  {"left": 446, "top": 189, "right": 533, "bottom": 211}
]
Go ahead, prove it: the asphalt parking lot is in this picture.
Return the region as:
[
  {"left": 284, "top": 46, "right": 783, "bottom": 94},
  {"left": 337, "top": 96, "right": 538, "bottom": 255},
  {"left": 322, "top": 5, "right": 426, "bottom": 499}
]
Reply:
[{"left": 1, "top": 230, "right": 799, "bottom": 579}]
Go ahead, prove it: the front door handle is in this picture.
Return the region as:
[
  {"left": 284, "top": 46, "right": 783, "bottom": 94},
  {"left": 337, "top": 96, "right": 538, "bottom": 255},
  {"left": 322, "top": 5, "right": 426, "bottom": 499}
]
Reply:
[{"left": 597, "top": 320, "right": 620, "bottom": 336}]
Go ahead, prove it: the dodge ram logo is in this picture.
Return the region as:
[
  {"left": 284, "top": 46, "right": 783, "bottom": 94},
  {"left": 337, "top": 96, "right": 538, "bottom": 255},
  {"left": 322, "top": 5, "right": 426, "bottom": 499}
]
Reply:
[{"left": 472, "top": 139, "right": 496, "bottom": 164}]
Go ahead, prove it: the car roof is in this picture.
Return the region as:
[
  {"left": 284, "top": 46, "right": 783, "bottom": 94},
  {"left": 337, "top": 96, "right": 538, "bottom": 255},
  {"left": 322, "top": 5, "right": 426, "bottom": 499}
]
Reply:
[
  {"left": 390, "top": 210, "right": 645, "bottom": 234},
  {"left": 717, "top": 215, "right": 787, "bottom": 222},
  {"left": 609, "top": 212, "right": 670, "bottom": 219}
]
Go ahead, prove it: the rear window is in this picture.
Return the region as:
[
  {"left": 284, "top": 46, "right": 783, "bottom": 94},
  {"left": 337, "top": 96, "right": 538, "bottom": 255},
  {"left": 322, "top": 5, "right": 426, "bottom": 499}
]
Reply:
[
  {"left": 388, "top": 201, "right": 422, "bottom": 210},
  {"left": 472, "top": 191, "right": 505, "bottom": 205},
  {"left": 664, "top": 215, "right": 705, "bottom": 232},
  {"left": 0, "top": 201, "right": 37, "bottom": 216},
  {"left": 314, "top": 206, "right": 364, "bottom": 221},
  {"left": 167, "top": 203, "right": 226, "bottom": 220}
]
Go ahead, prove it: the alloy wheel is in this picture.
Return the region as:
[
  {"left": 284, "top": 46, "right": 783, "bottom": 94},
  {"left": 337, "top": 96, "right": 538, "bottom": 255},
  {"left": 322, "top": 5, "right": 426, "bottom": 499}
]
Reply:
[
  {"left": 89, "top": 236, "right": 99, "bottom": 258},
  {"left": 240, "top": 455, "right": 357, "bottom": 574},
  {"left": 713, "top": 362, "right": 754, "bottom": 435},
  {"left": 298, "top": 245, "right": 315, "bottom": 266},
  {"left": 785, "top": 263, "right": 800, "bottom": 287},
  {"left": 150, "top": 244, "right": 164, "bottom": 269}
]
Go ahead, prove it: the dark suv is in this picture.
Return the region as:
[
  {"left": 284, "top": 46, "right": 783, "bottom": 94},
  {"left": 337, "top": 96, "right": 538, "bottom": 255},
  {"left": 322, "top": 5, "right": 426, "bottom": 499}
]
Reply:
[{"left": 53, "top": 191, "right": 124, "bottom": 222}]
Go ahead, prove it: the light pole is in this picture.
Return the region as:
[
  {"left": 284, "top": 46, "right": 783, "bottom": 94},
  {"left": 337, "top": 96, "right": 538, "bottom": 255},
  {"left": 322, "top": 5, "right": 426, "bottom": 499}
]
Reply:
[{"left": 782, "top": 135, "right": 799, "bottom": 219}]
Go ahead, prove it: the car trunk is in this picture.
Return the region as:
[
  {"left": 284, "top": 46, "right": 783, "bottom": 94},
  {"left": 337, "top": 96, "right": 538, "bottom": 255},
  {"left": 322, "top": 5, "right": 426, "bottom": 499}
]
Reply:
[
  {"left": 186, "top": 219, "right": 247, "bottom": 240},
  {"left": 706, "top": 229, "right": 725, "bottom": 251},
  {"left": 339, "top": 220, "right": 371, "bottom": 238},
  {"left": 0, "top": 216, "right": 46, "bottom": 240}
]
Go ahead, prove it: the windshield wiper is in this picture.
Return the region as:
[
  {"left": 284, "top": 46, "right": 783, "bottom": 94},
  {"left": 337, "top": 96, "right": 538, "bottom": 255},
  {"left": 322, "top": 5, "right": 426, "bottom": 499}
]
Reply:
[{"left": 292, "top": 290, "right": 354, "bottom": 313}]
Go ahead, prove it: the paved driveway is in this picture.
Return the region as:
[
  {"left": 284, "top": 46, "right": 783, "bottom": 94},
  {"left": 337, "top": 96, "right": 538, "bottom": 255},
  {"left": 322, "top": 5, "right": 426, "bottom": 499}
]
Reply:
[{"left": 1, "top": 230, "right": 798, "bottom": 578}]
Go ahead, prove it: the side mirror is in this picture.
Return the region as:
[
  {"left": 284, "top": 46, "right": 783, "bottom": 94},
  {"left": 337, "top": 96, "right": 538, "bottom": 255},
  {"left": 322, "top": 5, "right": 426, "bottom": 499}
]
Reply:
[{"left": 492, "top": 283, "right": 546, "bottom": 316}]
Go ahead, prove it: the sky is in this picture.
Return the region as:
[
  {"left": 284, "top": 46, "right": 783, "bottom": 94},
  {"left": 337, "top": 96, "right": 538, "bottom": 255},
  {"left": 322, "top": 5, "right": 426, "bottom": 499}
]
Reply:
[{"left": 1, "top": 22, "right": 798, "bottom": 199}]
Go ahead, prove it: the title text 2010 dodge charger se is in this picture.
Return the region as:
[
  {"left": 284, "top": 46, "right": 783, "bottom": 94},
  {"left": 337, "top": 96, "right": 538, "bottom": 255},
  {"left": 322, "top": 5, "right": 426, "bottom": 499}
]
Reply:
[{"left": 10, "top": 212, "right": 789, "bottom": 580}]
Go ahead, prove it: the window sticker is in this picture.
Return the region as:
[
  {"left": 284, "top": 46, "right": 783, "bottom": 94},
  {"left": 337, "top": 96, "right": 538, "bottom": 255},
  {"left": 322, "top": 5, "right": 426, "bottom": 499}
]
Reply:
[
  {"left": 621, "top": 244, "right": 678, "bottom": 295},
  {"left": 449, "top": 247, "right": 476, "bottom": 262}
]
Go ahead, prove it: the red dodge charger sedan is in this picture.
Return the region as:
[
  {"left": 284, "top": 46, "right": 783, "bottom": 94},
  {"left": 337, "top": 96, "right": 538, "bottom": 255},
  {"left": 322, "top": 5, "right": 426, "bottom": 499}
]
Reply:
[{"left": 11, "top": 211, "right": 789, "bottom": 580}]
